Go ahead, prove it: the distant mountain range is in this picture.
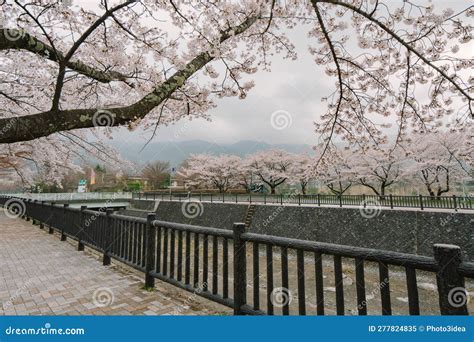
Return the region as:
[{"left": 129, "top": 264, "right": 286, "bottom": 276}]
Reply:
[{"left": 110, "top": 140, "right": 314, "bottom": 167}]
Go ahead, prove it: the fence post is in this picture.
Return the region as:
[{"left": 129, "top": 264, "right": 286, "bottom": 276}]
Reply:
[
  {"left": 339, "top": 195, "right": 342, "bottom": 208},
  {"left": 452, "top": 195, "right": 457, "bottom": 212},
  {"left": 60, "top": 204, "right": 69, "bottom": 241},
  {"left": 236, "top": 193, "right": 238, "bottom": 203},
  {"left": 223, "top": 192, "right": 225, "bottom": 203},
  {"left": 389, "top": 194, "right": 393, "bottom": 209},
  {"left": 78, "top": 206, "right": 86, "bottom": 251},
  {"left": 419, "top": 194, "right": 424, "bottom": 210},
  {"left": 39, "top": 201, "right": 45, "bottom": 229},
  {"left": 280, "top": 194, "right": 283, "bottom": 205},
  {"left": 433, "top": 244, "right": 468, "bottom": 315},
  {"left": 298, "top": 194, "right": 301, "bottom": 206},
  {"left": 25, "top": 199, "right": 30, "bottom": 221},
  {"left": 145, "top": 212, "right": 157, "bottom": 288},
  {"left": 48, "top": 202, "right": 55, "bottom": 234},
  {"left": 233, "top": 222, "right": 247, "bottom": 315},
  {"left": 102, "top": 208, "right": 113, "bottom": 266},
  {"left": 363, "top": 194, "right": 366, "bottom": 208},
  {"left": 31, "top": 200, "right": 37, "bottom": 225}
]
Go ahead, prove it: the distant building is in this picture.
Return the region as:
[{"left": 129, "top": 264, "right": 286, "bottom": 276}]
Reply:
[{"left": 169, "top": 171, "right": 188, "bottom": 191}]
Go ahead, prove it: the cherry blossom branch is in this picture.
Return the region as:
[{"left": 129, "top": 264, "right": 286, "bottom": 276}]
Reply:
[
  {"left": 0, "top": 14, "right": 259, "bottom": 144},
  {"left": 318, "top": 0, "right": 473, "bottom": 116},
  {"left": 0, "top": 28, "right": 132, "bottom": 84},
  {"left": 51, "top": 0, "right": 138, "bottom": 110}
]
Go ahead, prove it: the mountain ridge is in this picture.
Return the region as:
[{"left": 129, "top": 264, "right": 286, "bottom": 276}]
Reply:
[{"left": 111, "top": 140, "right": 314, "bottom": 167}]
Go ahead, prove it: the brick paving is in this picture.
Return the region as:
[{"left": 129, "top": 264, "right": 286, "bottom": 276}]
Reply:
[{"left": 0, "top": 212, "right": 230, "bottom": 316}]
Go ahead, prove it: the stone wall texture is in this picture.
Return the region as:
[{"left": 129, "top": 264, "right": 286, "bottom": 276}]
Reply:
[
  {"left": 249, "top": 205, "right": 473, "bottom": 261},
  {"left": 129, "top": 199, "right": 159, "bottom": 211},
  {"left": 123, "top": 200, "right": 473, "bottom": 260},
  {"left": 155, "top": 201, "right": 249, "bottom": 230}
]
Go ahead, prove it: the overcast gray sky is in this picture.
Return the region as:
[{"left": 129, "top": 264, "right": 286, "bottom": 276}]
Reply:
[
  {"left": 111, "top": 23, "right": 330, "bottom": 147},
  {"left": 102, "top": 0, "right": 471, "bottom": 148}
]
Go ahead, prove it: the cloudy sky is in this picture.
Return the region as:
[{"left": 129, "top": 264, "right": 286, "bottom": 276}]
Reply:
[
  {"left": 98, "top": 0, "right": 470, "bottom": 150},
  {"left": 112, "top": 23, "right": 330, "bottom": 147}
]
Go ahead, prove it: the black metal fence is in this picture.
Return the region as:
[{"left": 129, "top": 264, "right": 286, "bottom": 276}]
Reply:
[
  {"left": 1, "top": 195, "right": 473, "bottom": 315},
  {"left": 133, "top": 192, "right": 473, "bottom": 211}
]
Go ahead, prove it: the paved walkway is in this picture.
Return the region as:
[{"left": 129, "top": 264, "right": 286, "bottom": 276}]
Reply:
[{"left": 0, "top": 212, "right": 230, "bottom": 315}]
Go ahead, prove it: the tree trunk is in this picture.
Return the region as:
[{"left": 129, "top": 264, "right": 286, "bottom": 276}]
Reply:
[
  {"left": 379, "top": 183, "right": 386, "bottom": 200},
  {"left": 427, "top": 186, "right": 435, "bottom": 199},
  {"left": 301, "top": 183, "right": 307, "bottom": 195}
]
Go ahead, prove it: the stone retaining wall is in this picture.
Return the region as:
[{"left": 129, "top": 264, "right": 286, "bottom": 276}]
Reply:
[
  {"left": 155, "top": 201, "right": 249, "bottom": 230},
  {"left": 123, "top": 201, "right": 473, "bottom": 260},
  {"left": 250, "top": 205, "right": 473, "bottom": 260}
]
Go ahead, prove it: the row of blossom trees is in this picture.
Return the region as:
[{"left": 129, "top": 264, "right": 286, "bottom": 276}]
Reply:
[
  {"left": 1, "top": 1, "right": 472, "bottom": 183},
  {"left": 178, "top": 131, "right": 473, "bottom": 197}
]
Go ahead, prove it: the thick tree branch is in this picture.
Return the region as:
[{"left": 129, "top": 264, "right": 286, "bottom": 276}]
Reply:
[
  {"left": 319, "top": 0, "right": 473, "bottom": 116},
  {"left": 0, "top": 15, "right": 258, "bottom": 144},
  {"left": 312, "top": 1, "right": 344, "bottom": 159},
  {"left": 0, "top": 28, "right": 131, "bottom": 84},
  {"left": 51, "top": 0, "right": 137, "bottom": 110}
]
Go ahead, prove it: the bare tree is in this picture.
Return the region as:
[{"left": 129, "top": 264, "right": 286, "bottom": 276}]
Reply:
[{"left": 141, "top": 161, "right": 171, "bottom": 190}]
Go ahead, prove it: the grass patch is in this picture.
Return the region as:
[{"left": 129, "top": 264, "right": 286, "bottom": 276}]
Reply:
[{"left": 142, "top": 285, "right": 156, "bottom": 292}]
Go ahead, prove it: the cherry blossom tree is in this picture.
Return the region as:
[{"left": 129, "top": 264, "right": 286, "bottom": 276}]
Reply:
[
  {"left": 178, "top": 154, "right": 240, "bottom": 192},
  {"left": 249, "top": 149, "right": 293, "bottom": 194},
  {"left": 406, "top": 131, "right": 472, "bottom": 198},
  {"left": 234, "top": 157, "right": 254, "bottom": 193},
  {"left": 0, "top": 1, "right": 472, "bottom": 184},
  {"left": 291, "top": 154, "right": 312, "bottom": 194},
  {"left": 0, "top": 0, "right": 277, "bottom": 184},
  {"left": 351, "top": 145, "right": 408, "bottom": 197},
  {"left": 313, "top": 148, "right": 353, "bottom": 196}
]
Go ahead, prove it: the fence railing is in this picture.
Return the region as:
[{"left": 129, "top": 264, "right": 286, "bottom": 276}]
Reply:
[
  {"left": 1, "top": 195, "right": 473, "bottom": 315},
  {"left": 2, "top": 192, "right": 132, "bottom": 201},
  {"left": 133, "top": 192, "right": 473, "bottom": 211}
]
